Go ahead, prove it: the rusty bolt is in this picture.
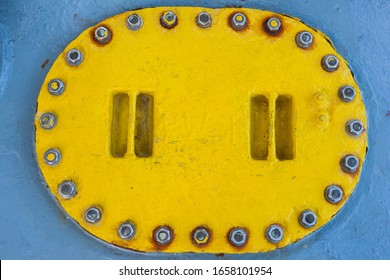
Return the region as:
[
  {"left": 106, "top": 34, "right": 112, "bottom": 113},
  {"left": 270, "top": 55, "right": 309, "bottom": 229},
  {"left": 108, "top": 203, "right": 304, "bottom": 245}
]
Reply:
[
  {"left": 266, "top": 17, "right": 282, "bottom": 32},
  {"left": 126, "top": 14, "right": 143, "bottom": 31},
  {"left": 160, "top": 11, "right": 178, "bottom": 29},
  {"left": 266, "top": 224, "right": 284, "bottom": 244},
  {"left": 299, "top": 210, "right": 317, "bottom": 228},
  {"left": 192, "top": 227, "right": 210, "bottom": 245},
  {"left": 154, "top": 226, "right": 173, "bottom": 245},
  {"left": 346, "top": 120, "right": 364, "bottom": 136},
  {"left": 228, "top": 228, "right": 248, "bottom": 247},
  {"left": 43, "top": 148, "right": 61, "bottom": 166},
  {"left": 66, "top": 49, "right": 84, "bottom": 66},
  {"left": 322, "top": 54, "right": 339, "bottom": 72},
  {"left": 196, "top": 12, "right": 212, "bottom": 28},
  {"left": 325, "top": 185, "right": 343, "bottom": 204},
  {"left": 118, "top": 222, "right": 136, "bottom": 240},
  {"left": 230, "top": 12, "right": 248, "bottom": 31},
  {"left": 340, "top": 155, "right": 359, "bottom": 173},
  {"left": 296, "top": 31, "right": 313, "bottom": 49},
  {"left": 338, "top": 85, "right": 356, "bottom": 102},
  {"left": 40, "top": 112, "right": 57, "bottom": 130},
  {"left": 85, "top": 207, "right": 102, "bottom": 224},
  {"left": 58, "top": 180, "right": 77, "bottom": 199},
  {"left": 48, "top": 79, "right": 65, "bottom": 95},
  {"left": 94, "top": 26, "right": 111, "bottom": 44}
]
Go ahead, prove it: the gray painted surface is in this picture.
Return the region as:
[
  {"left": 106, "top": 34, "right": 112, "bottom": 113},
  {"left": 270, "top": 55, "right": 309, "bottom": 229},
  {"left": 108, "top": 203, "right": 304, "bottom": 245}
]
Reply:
[{"left": 0, "top": 0, "right": 389, "bottom": 259}]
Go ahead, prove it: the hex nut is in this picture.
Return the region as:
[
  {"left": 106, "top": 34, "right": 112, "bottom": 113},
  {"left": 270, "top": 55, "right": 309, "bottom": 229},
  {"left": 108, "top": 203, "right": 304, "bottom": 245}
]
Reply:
[
  {"left": 346, "top": 120, "right": 364, "bottom": 136},
  {"left": 154, "top": 226, "right": 173, "bottom": 245},
  {"left": 66, "top": 49, "right": 84, "bottom": 66},
  {"left": 94, "top": 26, "right": 111, "bottom": 44},
  {"left": 39, "top": 112, "right": 57, "bottom": 130},
  {"left": 126, "top": 14, "right": 143, "bottom": 31},
  {"left": 43, "top": 148, "right": 61, "bottom": 166},
  {"left": 325, "top": 185, "right": 343, "bottom": 204},
  {"left": 85, "top": 207, "right": 102, "bottom": 224},
  {"left": 160, "top": 11, "right": 178, "bottom": 29},
  {"left": 48, "top": 79, "right": 65, "bottom": 95},
  {"left": 299, "top": 210, "right": 317, "bottom": 229},
  {"left": 322, "top": 54, "right": 339, "bottom": 72},
  {"left": 196, "top": 12, "right": 212, "bottom": 28},
  {"left": 338, "top": 85, "right": 356, "bottom": 102},
  {"left": 192, "top": 227, "right": 210, "bottom": 245},
  {"left": 296, "top": 31, "right": 313, "bottom": 49},
  {"left": 228, "top": 228, "right": 248, "bottom": 247},
  {"left": 266, "top": 17, "right": 282, "bottom": 33},
  {"left": 340, "top": 154, "right": 359, "bottom": 173},
  {"left": 265, "top": 224, "right": 284, "bottom": 244},
  {"left": 118, "top": 222, "right": 136, "bottom": 240},
  {"left": 229, "top": 12, "right": 248, "bottom": 31},
  {"left": 58, "top": 180, "right": 77, "bottom": 199}
]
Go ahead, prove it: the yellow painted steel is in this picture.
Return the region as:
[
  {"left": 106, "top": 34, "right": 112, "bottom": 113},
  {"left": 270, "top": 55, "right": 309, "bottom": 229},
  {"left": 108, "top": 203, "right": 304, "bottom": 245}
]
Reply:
[{"left": 35, "top": 7, "right": 368, "bottom": 253}]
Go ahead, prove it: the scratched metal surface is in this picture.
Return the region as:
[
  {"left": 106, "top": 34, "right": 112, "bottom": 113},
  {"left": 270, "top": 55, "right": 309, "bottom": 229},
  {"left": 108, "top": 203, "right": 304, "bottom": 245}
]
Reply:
[{"left": 0, "top": 0, "right": 389, "bottom": 260}]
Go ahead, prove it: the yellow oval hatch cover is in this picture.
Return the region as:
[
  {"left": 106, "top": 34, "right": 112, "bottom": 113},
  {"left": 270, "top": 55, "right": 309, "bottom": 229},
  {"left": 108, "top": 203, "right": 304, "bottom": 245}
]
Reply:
[{"left": 35, "top": 7, "right": 368, "bottom": 253}]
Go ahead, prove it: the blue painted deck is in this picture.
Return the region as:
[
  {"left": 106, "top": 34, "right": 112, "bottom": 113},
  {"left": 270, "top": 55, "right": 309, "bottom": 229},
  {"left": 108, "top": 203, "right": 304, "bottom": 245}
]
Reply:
[{"left": 0, "top": 0, "right": 389, "bottom": 259}]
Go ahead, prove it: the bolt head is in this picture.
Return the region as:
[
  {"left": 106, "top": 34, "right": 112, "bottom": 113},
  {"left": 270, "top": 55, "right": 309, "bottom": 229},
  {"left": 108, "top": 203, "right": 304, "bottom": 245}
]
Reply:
[
  {"left": 322, "top": 54, "right": 339, "bottom": 72},
  {"left": 40, "top": 112, "right": 57, "bottom": 130},
  {"left": 266, "top": 17, "right": 282, "bottom": 32},
  {"left": 266, "top": 224, "right": 284, "bottom": 244},
  {"left": 196, "top": 12, "right": 212, "bottom": 28},
  {"left": 299, "top": 210, "right": 317, "bottom": 228},
  {"left": 58, "top": 180, "right": 77, "bottom": 199},
  {"left": 126, "top": 14, "right": 143, "bottom": 31},
  {"left": 192, "top": 227, "right": 210, "bottom": 245},
  {"left": 338, "top": 85, "right": 356, "bottom": 102},
  {"left": 230, "top": 13, "right": 248, "bottom": 31},
  {"left": 296, "top": 31, "right": 313, "bottom": 49},
  {"left": 48, "top": 79, "right": 65, "bottom": 95},
  {"left": 66, "top": 49, "right": 84, "bottom": 66},
  {"left": 85, "top": 207, "right": 102, "bottom": 224},
  {"left": 94, "top": 26, "right": 111, "bottom": 44},
  {"left": 325, "top": 185, "right": 343, "bottom": 204},
  {"left": 346, "top": 119, "right": 364, "bottom": 136},
  {"left": 160, "top": 11, "right": 178, "bottom": 29},
  {"left": 340, "top": 154, "right": 359, "bottom": 173},
  {"left": 228, "top": 228, "right": 248, "bottom": 247},
  {"left": 43, "top": 148, "right": 61, "bottom": 166},
  {"left": 154, "top": 226, "right": 173, "bottom": 245},
  {"left": 118, "top": 222, "right": 136, "bottom": 240}
]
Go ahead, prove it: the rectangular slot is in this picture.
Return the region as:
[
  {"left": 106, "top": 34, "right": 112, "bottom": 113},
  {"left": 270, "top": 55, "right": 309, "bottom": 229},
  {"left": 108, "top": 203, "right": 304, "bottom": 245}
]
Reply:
[
  {"left": 250, "top": 95, "right": 269, "bottom": 160},
  {"left": 110, "top": 93, "right": 130, "bottom": 157},
  {"left": 134, "top": 93, "right": 154, "bottom": 157},
  {"left": 275, "top": 95, "right": 294, "bottom": 160}
]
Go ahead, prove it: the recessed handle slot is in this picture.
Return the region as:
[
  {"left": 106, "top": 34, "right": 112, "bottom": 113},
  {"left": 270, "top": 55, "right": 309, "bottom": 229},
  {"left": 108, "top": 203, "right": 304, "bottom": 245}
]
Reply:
[
  {"left": 110, "top": 93, "right": 130, "bottom": 157},
  {"left": 250, "top": 95, "right": 269, "bottom": 160},
  {"left": 275, "top": 95, "right": 294, "bottom": 160},
  {"left": 134, "top": 93, "right": 154, "bottom": 157}
]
